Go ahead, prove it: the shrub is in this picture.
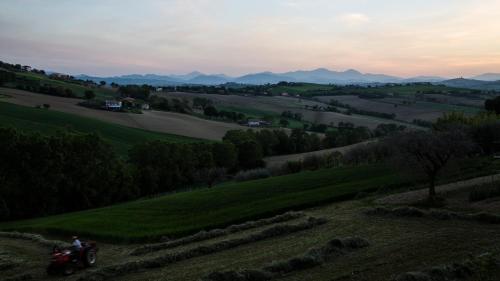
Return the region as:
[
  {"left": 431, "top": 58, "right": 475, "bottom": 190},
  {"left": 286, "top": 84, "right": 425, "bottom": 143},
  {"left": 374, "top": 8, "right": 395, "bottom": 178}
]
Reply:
[{"left": 235, "top": 168, "right": 271, "bottom": 182}]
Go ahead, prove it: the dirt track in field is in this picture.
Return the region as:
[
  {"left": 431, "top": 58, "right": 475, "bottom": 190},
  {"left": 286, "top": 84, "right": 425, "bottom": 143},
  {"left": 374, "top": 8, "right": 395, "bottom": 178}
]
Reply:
[{"left": 0, "top": 88, "right": 246, "bottom": 140}]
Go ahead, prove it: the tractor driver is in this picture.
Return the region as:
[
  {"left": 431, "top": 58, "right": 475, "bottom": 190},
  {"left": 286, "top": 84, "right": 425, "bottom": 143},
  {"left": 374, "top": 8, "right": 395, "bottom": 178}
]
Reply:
[{"left": 72, "top": 236, "right": 82, "bottom": 250}]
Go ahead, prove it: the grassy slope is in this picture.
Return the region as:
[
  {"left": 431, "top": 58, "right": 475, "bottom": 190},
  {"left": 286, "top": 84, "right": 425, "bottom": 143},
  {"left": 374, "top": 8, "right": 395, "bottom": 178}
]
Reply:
[
  {"left": 0, "top": 165, "right": 405, "bottom": 242},
  {"left": 10, "top": 71, "right": 117, "bottom": 99},
  {"left": 0, "top": 102, "right": 201, "bottom": 155}
]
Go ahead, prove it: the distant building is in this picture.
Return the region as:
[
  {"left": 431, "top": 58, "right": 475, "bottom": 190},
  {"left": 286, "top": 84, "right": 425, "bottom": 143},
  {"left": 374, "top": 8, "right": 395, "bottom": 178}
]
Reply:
[
  {"left": 104, "top": 100, "right": 122, "bottom": 110},
  {"left": 247, "top": 120, "right": 261, "bottom": 127},
  {"left": 281, "top": 92, "right": 289, "bottom": 96},
  {"left": 156, "top": 87, "right": 163, "bottom": 92}
]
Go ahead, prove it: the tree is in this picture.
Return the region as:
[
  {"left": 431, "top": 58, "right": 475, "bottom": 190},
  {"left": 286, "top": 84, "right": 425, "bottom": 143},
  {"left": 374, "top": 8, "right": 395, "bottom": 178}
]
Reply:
[
  {"left": 280, "top": 119, "right": 289, "bottom": 127},
  {"left": 84, "top": 90, "right": 95, "bottom": 100},
  {"left": 204, "top": 106, "right": 219, "bottom": 117},
  {"left": 485, "top": 97, "right": 500, "bottom": 114},
  {"left": 99, "top": 81, "right": 106, "bottom": 86},
  {"left": 391, "top": 129, "right": 475, "bottom": 200}
]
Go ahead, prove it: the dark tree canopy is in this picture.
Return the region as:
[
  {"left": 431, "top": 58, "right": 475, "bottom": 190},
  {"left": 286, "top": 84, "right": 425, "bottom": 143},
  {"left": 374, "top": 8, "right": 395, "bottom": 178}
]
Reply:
[{"left": 391, "top": 129, "right": 476, "bottom": 199}]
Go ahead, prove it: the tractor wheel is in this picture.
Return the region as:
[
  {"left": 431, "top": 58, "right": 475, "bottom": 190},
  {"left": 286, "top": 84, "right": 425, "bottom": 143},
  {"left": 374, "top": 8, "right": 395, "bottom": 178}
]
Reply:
[
  {"left": 46, "top": 264, "right": 59, "bottom": 275},
  {"left": 63, "top": 264, "right": 76, "bottom": 276},
  {"left": 84, "top": 249, "right": 97, "bottom": 267}
]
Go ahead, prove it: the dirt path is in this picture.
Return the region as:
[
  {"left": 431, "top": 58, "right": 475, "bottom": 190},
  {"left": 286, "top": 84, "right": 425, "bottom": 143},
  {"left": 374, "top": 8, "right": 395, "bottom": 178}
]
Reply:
[
  {"left": 376, "top": 173, "right": 500, "bottom": 205},
  {"left": 264, "top": 140, "right": 376, "bottom": 168},
  {"left": 0, "top": 87, "right": 246, "bottom": 140}
]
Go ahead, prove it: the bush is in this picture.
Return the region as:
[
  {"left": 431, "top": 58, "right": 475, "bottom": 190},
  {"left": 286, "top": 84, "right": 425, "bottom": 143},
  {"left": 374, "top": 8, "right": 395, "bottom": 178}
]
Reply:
[{"left": 235, "top": 168, "right": 271, "bottom": 182}]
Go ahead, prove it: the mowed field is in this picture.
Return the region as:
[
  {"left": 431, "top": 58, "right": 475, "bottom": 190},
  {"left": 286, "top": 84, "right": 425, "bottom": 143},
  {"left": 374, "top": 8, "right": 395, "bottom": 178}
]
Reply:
[
  {"left": 1, "top": 173, "right": 499, "bottom": 281},
  {"left": 160, "top": 92, "right": 410, "bottom": 129},
  {"left": 0, "top": 165, "right": 405, "bottom": 242},
  {"left": 0, "top": 87, "right": 247, "bottom": 140},
  {"left": 316, "top": 95, "right": 483, "bottom": 122}
]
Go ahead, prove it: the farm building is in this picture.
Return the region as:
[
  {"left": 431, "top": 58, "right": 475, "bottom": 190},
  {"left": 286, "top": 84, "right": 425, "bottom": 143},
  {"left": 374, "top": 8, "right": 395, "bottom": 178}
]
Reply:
[
  {"left": 246, "top": 120, "right": 271, "bottom": 127},
  {"left": 104, "top": 100, "right": 122, "bottom": 110}
]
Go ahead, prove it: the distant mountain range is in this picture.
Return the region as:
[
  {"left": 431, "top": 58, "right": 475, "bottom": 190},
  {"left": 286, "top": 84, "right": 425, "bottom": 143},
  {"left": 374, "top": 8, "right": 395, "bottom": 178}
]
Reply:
[{"left": 76, "top": 69, "right": 500, "bottom": 89}]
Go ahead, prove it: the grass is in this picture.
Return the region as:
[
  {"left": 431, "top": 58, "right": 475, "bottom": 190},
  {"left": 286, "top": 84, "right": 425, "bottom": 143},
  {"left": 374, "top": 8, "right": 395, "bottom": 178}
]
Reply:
[
  {"left": 0, "top": 165, "right": 406, "bottom": 242},
  {"left": 0, "top": 101, "right": 202, "bottom": 156}
]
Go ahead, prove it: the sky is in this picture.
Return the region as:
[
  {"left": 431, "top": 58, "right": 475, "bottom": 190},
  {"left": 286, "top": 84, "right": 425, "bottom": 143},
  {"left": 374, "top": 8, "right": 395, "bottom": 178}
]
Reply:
[{"left": 1, "top": 0, "right": 500, "bottom": 77}]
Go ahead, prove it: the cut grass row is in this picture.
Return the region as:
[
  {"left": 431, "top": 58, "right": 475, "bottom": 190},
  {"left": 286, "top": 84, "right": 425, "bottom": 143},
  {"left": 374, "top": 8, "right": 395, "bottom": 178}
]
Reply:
[
  {"left": 1, "top": 156, "right": 497, "bottom": 243},
  {"left": 0, "top": 102, "right": 202, "bottom": 156},
  {"left": 0, "top": 165, "right": 406, "bottom": 242}
]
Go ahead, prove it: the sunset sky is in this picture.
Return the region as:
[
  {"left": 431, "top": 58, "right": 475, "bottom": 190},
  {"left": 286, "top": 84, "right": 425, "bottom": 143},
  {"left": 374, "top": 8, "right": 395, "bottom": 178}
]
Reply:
[{"left": 1, "top": 0, "right": 499, "bottom": 77}]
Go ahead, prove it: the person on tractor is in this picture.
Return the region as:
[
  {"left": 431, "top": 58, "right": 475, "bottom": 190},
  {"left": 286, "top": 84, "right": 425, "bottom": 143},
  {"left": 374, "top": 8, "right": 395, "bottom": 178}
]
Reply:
[
  {"left": 70, "top": 236, "right": 82, "bottom": 263},
  {"left": 72, "top": 236, "right": 82, "bottom": 250}
]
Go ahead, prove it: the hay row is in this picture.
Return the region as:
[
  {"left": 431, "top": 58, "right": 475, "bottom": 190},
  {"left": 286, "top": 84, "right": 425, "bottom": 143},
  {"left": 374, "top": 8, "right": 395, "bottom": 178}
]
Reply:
[
  {"left": 130, "top": 211, "right": 305, "bottom": 256},
  {"left": 201, "top": 237, "right": 370, "bottom": 281},
  {"left": 0, "top": 250, "right": 22, "bottom": 272},
  {"left": 364, "top": 206, "right": 500, "bottom": 224},
  {"left": 78, "top": 217, "right": 327, "bottom": 281},
  {"left": 0, "top": 231, "right": 69, "bottom": 248},
  {"left": 393, "top": 253, "right": 499, "bottom": 281},
  {"left": 2, "top": 273, "right": 33, "bottom": 281}
]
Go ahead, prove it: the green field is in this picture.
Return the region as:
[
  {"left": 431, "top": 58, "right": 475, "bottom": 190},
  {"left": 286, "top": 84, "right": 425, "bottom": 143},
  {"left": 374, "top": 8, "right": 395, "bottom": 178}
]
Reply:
[
  {"left": 0, "top": 102, "right": 201, "bottom": 155},
  {"left": 0, "top": 165, "right": 406, "bottom": 242}
]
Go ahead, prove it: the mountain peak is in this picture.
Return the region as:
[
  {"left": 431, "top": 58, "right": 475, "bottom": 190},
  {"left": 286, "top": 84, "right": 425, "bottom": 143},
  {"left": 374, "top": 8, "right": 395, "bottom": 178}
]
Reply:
[{"left": 344, "top": 69, "right": 361, "bottom": 75}]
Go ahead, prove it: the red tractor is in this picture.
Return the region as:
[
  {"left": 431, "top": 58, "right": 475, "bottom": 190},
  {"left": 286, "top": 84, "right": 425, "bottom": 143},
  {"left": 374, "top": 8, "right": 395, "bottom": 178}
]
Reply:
[{"left": 46, "top": 241, "right": 98, "bottom": 275}]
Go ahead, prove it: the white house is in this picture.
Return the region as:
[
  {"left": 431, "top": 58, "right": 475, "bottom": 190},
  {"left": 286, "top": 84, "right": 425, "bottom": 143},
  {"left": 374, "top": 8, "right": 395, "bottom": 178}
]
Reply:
[
  {"left": 247, "top": 120, "right": 261, "bottom": 127},
  {"left": 104, "top": 100, "right": 122, "bottom": 110}
]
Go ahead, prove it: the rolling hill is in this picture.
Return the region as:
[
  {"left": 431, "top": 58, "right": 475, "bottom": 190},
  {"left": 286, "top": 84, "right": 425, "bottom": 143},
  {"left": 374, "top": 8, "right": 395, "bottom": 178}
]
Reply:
[{"left": 0, "top": 101, "right": 201, "bottom": 156}]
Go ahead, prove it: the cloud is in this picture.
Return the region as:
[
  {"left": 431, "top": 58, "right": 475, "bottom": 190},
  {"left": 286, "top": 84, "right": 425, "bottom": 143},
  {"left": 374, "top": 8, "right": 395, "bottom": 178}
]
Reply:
[{"left": 339, "top": 13, "right": 370, "bottom": 26}]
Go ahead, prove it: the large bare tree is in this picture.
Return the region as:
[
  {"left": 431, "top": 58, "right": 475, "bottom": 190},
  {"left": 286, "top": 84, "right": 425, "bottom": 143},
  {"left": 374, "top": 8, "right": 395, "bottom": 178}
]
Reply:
[{"left": 392, "top": 129, "right": 476, "bottom": 200}]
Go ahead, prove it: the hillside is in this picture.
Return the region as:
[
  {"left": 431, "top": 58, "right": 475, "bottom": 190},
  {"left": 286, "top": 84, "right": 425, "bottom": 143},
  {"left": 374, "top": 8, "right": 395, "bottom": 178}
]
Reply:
[
  {"left": 0, "top": 165, "right": 405, "bottom": 242},
  {"left": 440, "top": 78, "right": 500, "bottom": 91},
  {"left": 0, "top": 87, "right": 247, "bottom": 140},
  {"left": 1, "top": 170, "right": 499, "bottom": 281},
  {"left": 0, "top": 101, "right": 201, "bottom": 155}
]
